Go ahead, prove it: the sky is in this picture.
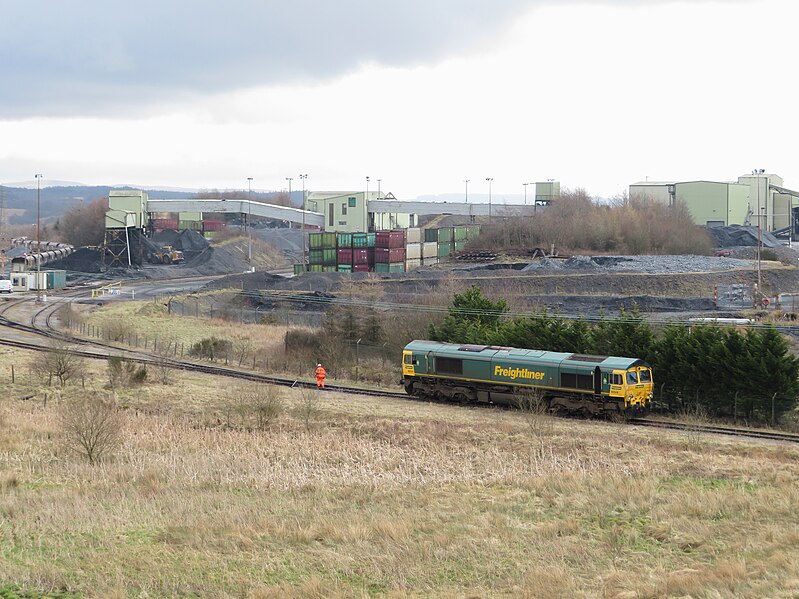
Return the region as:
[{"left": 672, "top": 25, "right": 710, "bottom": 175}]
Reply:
[{"left": 0, "top": 0, "right": 795, "bottom": 201}]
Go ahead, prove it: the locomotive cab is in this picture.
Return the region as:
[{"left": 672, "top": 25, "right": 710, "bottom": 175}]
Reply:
[{"left": 604, "top": 365, "right": 653, "bottom": 414}]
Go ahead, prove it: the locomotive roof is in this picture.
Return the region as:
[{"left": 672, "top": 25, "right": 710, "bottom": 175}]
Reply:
[{"left": 404, "top": 340, "right": 649, "bottom": 370}]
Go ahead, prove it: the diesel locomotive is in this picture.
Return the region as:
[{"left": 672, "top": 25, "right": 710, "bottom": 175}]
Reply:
[{"left": 401, "top": 340, "right": 653, "bottom": 416}]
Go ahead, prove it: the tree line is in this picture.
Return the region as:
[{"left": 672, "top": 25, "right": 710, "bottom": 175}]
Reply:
[{"left": 428, "top": 286, "right": 799, "bottom": 423}]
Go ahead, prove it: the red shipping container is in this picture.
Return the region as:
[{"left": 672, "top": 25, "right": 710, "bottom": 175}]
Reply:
[
  {"left": 352, "top": 248, "right": 369, "bottom": 264},
  {"left": 375, "top": 247, "right": 406, "bottom": 263},
  {"left": 202, "top": 219, "right": 226, "bottom": 232},
  {"left": 152, "top": 218, "right": 179, "bottom": 230},
  {"left": 353, "top": 263, "right": 369, "bottom": 272},
  {"left": 375, "top": 230, "right": 406, "bottom": 249},
  {"left": 337, "top": 248, "right": 353, "bottom": 264},
  {"left": 367, "top": 248, "right": 375, "bottom": 265}
]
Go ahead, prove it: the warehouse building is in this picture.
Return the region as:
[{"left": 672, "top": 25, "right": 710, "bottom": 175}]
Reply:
[{"left": 630, "top": 173, "right": 799, "bottom": 233}]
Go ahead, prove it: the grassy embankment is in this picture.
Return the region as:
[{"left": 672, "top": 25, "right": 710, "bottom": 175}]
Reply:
[{"left": 2, "top": 331, "right": 799, "bottom": 596}]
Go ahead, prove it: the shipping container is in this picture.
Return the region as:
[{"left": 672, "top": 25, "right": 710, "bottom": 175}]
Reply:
[
  {"left": 309, "top": 264, "right": 324, "bottom": 272},
  {"left": 424, "top": 228, "right": 439, "bottom": 243},
  {"left": 406, "top": 258, "right": 422, "bottom": 270},
  {"left": 352, "top": 263, "right": 370, "bottom": 272},
  {"left": 421, "top": 242, "right": 438, "bottom": 258},
  {"left": 202, "top": 219, "right": 226, "bottom": 232},
  {"left": 374, "top": 262, "right": 406, "bottom": 273},
  {"left": 367, "top": 247, "right": 376, "bottom": 266},
  {"left": 336, "top": 232, "right": 353, "bottom": 248},
  {"left": 352, "top": 248, "right": 369, "bottom": 265},
  {"left": 375, "top": 247, "right": 406, "bottom": 263},
  {"left": 179, "top": 220, "right": 202, "bottom": 231},
  {"left": 437, "top": 227, "right": 454, "bottom": 243},
  {"left": 376, "top": 230, "right": 406, "bottom": 249},
  {"left": 45, "top": 270, "right": 67, "bottom": 289},
  {"left": 466, "top": 225, "right": 482, "bottom": 240},
  {"left": 293, "top": 264, "right": 306, "bottom": 275},
  {"left": 437, "top": 242, "right": 454, "bottom": 258},
  {"left": 352, "top": 233, "right": 369, "bottom": 248},
  {"left": 406, "top": 228, "right": 422, "bottom": 244},
  {"left": 337, "top": 264, "right": 353, "bottom": 273},
  {"left": 454, "top": 240, "right": 467, "bottom": 252},
  {"left": 309, "top": 232, "right": 337, "bottom": 249},
  {"left": 309, "top": 248, "right": 337, "bottom": 265},
  {"left": 151, "top": 218, "right": 179, "bottom": 230},
  {"left": 405, "top": 243, "right": 421, "bottom": 260},
  {"left": 322, "top": 265, "right": 337, "bottom": 272},
  {"left": 337, "top": 248, "right": 353, "bottom": 264},
  {"left": 453, "top": 226, "right": 468, "bottom": 241}
]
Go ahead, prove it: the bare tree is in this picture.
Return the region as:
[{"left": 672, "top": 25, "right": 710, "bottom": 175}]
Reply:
[
  {"left": 513, "top": 388, "right": 552, "bottom": 436},
  {"left": 60, "top": 394, "right": 124, "bottom": 465},
  {"left": 295, "top": 388, "right": 322, "bottom": 433},
  {"left": 33, "top": 340, "right": 86, "bottom": 387}
]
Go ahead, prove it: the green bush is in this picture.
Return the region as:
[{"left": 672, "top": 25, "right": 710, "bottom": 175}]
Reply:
[{"left": 189, "top": 337, "right": 232, "bottom": 361}]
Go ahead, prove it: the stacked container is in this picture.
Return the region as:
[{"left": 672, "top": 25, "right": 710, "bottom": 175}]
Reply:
[
  {"left": 375, "top": 230, "right": 406, "bottom": 272},
  {"left": 405, "top": 228, "right": 422, "bottom": 270},
  {"left": 308, "top": 232, "right": 337, "bottom": 269},
  {"left": 151, "top": 218, "right": 179, "bottom": 231}
]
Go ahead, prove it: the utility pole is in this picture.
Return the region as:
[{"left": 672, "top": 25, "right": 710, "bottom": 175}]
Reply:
[
  {"left": 299, "top": 174, "right": 308, "bottom": 268},
  {"left": 486, "top": 177, "right": 493, "bottom": 218},
  {"left": 247, "top": 177, "right": 253, "bottom": 264},
  {"left": 464, "top": 179, "right": 469, "bottom": 203},
  {"left": 35, "top": 174, "right": 43, "bottom": 302}
]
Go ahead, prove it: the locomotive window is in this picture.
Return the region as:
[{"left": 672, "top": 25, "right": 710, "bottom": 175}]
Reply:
[
  {"left": 576, "top": 374, "right": 593, "bottom": 390},
  {"left": 436, "top": 357, "right": 463, "bottom": 375},
  {"left": 403, "top": 354, "right": 413, "bottom": 364},
  {"left": 561, "top": 372, "right": 594, "bottom": 389},
  {"left": 626, "top": 371, "right": 639, "bottom": 384},
  {"left": 639, "top": 369, "right": 651, "bottom": 383},
  {"left": 610, "top": 373, "right": 623, "bottom": 385}
]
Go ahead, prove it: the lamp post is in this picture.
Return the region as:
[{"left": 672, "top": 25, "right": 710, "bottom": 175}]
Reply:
[
  {"left": 299, "top": 174, "right": 308, "bottom": 267},
  {"left": 366, "top": 176, "right": 370, "bottom": 199},
  {"left": 486, "top": 177, "right": 493, "bottom": 218},
  {"left": 377, "top": 179, "right": 381, "bottom": 198},
  {"left": 465, "top": 179, "right": 469, "bottom": 203},
  {"left": 35, "top": 174, "right": 42, "bottom": 302},
  {"left": 523, "top": 182, "right": 531, "bottom": 205},
  {"left": 247, "top": 177, "right": 253, "bottom": 264},
  {"left": 753, "top": 168, "right": 765, "bottom": 300}
]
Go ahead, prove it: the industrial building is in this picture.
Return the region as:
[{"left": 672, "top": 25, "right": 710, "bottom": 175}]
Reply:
[{"left": 630, "top": 173, "right": 799, "bottom": 234}]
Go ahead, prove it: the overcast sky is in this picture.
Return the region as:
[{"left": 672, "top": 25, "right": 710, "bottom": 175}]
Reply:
[{"left": 1, "top": 0, "right": 794, "bottom": 200}]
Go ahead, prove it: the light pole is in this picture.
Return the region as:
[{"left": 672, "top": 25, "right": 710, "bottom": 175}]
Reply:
[
  {"left": 247, "top": 177, "right": 253, "bottom": 264},
  {"left": 486, "top": 177, "right": 493, "bottom": 218},
  {"left": 465, "top": 179, "right": 470, "bottom": 203},
  {"left": 523, "top": 182, "right": 532, "bottom": 205},
  {"left": 35, "top": 174, "right": 42, "bottom": 302},
  {"left": 366, "top": 176, "right": 370, "bottom": 199},
  {"left": 299, "top": 174, "right": 308, "bottom": 267},
  {"left": 753, "top": 168, "right": 765, "bottom": 300},
  {"left": 377, "top": 179, "right": 382, "bottom": 198}
]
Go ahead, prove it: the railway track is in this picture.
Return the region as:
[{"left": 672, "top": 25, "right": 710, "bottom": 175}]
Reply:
[
  {"left": 2, "top": 287, "right": 798, "bottom": 446},
  {"left": 629, "top": 418, "right": 799, "bottom": 444}
]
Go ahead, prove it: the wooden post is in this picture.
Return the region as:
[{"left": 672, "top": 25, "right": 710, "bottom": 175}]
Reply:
[{"left": 11, "top": 365, "right": 14, "bottom": 383}]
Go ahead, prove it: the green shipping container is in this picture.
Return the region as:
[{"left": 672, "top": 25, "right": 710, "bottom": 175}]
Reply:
[
  {"left": 437, "top": 242, "right": 453, "bottom": 257},
  {"left": 322, "top": 265, "right": 337, "bottom": 272},
  {"left": 337, "top": 264, "right": 352, "bottom": 273},
  {"left": 375, "top": 262, "right": 405, "bottom": 273},
  {"left": 336, "top": 232, "right": 353, "bottom": 248},
  {"left": 309, "top": 232, "right": 337, "bottom": 249},
  {"left": 454, "top": 240, "right": 467, "bottom": 252},
  {"left": 466, "top": 225, "right": 481, "bottom": 240},
  {"left": 453, "top": 226, "right": 468, "bottom": 241},
  {"left": 437, "top": 227, "right": 454, "bottom": 243},
  {"left": 293, "top": 264, "right": 306, "bottom": 275},
  {"left": 424, "top": 228, "right": 439, "bottom": 243},
  {"left": 309, "top": 264, "right": 323, "bottom": 272},
  {"left": 351, "top": 232, "right": 377, "bottom": 248},
  {"left": 309, "top": 248, "right": 337, "bottom": 265}
]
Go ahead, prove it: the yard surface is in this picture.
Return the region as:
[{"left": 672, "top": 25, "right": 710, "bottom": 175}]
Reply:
[{"left": 1, "top": 343, "right": 799, "bottom": 598}]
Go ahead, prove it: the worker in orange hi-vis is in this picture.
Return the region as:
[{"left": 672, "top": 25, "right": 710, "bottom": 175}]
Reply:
[{"left": 314, "top": 363, "right": 327, "bottom": 389}]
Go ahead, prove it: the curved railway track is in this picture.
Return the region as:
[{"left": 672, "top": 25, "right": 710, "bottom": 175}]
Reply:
[{"left": 1, "top": 287, "right": 798, "bottom": 445}]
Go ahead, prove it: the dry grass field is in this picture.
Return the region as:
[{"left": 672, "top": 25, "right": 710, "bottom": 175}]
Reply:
[{"left": 1, "top": 341, "right": 799, "bottom": 598}]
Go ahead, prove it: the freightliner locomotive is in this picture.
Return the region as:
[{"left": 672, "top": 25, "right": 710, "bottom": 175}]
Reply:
[{"left": 401, "top": 340, "right": 653, "bottom": 416}]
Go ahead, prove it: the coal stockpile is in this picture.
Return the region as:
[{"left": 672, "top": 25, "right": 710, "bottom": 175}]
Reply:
[
  {"left": 182, "top": 246, "right": 250, "bottom": 275},
  {"left": 151, "top": 230, "right": 209, "bottom": 259},
  {"left": 46, "top": 247, "right": 105, "bottom": 273},
  {"left": 707, "top": 225, "right": 782, "bottom": 248}
]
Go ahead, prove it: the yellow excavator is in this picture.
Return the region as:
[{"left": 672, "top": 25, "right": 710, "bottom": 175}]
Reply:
[{"left": 151, "top": 246, "right": 184, "bottom": 265}]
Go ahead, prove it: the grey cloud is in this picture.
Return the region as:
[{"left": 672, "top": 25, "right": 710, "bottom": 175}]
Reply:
[{"left": 0, "top": 0, "right": 751, "bottom": 118}]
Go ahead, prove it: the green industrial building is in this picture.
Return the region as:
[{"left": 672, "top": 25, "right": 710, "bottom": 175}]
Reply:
[{"left": 630, "top": 173, "right": 799, "bottom": 232}]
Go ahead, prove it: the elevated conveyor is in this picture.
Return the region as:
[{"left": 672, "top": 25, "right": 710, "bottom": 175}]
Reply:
[{"left": 146, "top": 199, "right": 324, "bottom": 228}]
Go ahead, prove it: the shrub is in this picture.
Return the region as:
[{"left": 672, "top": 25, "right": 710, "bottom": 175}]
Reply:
[
  {"left": 189, "top": 337, "right": 232, "bottom": 361},
  {"left": 107, "top": 356, "right": 148, "bottom": 389},
  {"left": 60, "top": 394, "right": 124, "bottom": 465}
]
